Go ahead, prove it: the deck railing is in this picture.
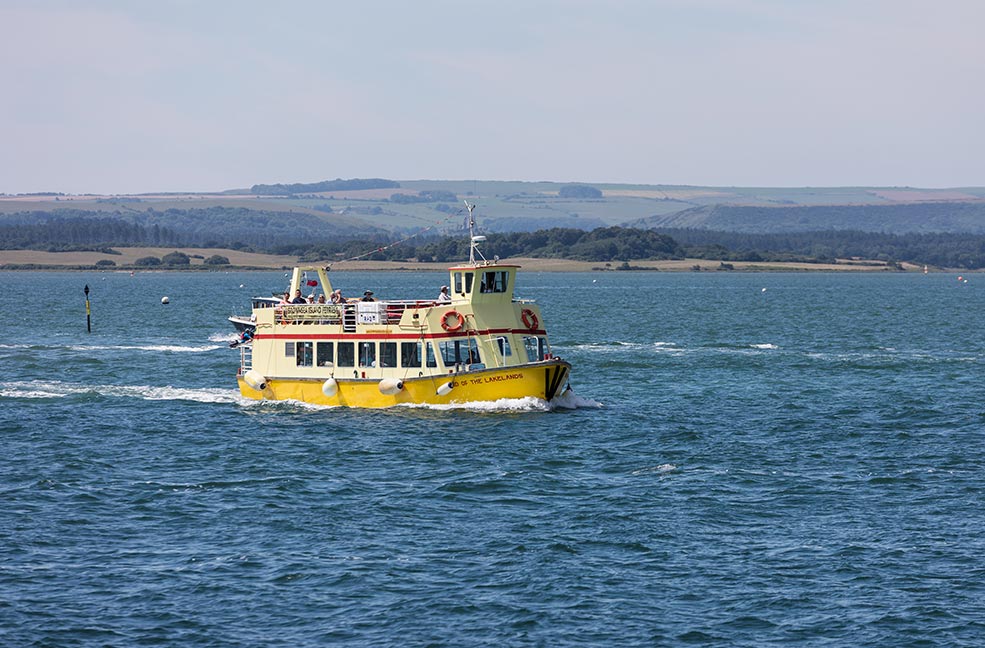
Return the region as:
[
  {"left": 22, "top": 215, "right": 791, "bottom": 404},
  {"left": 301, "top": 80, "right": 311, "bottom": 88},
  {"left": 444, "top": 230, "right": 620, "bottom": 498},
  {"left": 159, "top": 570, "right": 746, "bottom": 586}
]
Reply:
[{"left": 272, "top": 300, "right": 439, "bottom": 327}]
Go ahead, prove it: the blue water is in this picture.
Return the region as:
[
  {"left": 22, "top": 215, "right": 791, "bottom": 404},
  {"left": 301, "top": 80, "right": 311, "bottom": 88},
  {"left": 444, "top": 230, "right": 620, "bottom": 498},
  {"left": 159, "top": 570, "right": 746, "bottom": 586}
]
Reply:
[{"left": 2, "top": 270, "right": 984, "bottom": 646}]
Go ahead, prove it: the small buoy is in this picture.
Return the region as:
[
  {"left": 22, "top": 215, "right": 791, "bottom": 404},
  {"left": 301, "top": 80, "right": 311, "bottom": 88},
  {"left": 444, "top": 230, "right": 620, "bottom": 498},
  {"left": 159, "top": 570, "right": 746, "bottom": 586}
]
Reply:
[
  {"left": 378, "top": 378, "right": 404, "bottom": 395},
  {"left": 161, "top": 296, "right": 170, "bottom": 304},
  {"left": 592, "top": 279, "right": 597, "bottom": 283},
  {"left": 958, "top": 276, "right": 963, "bottom": 281},
  {"left": 761, "top": 288, "right": 767, "bottom": 293},
  {"left": 239, "top": 284, "right": 245, "bottom": 288},
  {"left": 243, "top": 370, "right": 267, "bottom": 392},
  {"left": 321, "top": 378, "right": 338, "bottom": 397}
]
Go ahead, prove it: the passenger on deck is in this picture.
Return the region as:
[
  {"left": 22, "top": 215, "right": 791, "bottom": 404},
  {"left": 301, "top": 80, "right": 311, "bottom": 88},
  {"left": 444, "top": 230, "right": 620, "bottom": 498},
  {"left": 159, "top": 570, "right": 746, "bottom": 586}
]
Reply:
[
  {"left": 317, "top": 294, "right": 327, "bottom": 304},
  {"left": 331, "top": 289, "right": 344, "bottom": 304},
  {"left": 281, "top": 291, "right": 292, "bottom": 304},
  {"left": 437, "top": 285, "right": 451, "bottom": 303},
  {"left": 291, "top": 289, "right": 307, "bottom": 304},
  {"left": 361, "top": 290, "right": 376, "bottom": 302}
]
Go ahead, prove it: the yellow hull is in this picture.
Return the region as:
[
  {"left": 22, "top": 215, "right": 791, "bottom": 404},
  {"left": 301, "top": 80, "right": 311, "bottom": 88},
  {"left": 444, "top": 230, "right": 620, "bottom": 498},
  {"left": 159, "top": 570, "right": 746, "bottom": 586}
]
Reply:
[{"left": 238, "top": 361, "right": 570, "bottom": 408}]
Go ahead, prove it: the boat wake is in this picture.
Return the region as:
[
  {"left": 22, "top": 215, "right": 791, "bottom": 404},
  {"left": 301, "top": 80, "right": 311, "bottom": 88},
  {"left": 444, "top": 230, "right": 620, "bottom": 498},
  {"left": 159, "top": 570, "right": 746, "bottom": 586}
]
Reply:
[
  {"left": 0, "top": 380, "right": 245, "bottom": 404},
  {"left": 67, "top": 343, "right": 223, "bottom": 353},
  {"left": 0, "top": 342, "right": 224, "bottom": 353}
]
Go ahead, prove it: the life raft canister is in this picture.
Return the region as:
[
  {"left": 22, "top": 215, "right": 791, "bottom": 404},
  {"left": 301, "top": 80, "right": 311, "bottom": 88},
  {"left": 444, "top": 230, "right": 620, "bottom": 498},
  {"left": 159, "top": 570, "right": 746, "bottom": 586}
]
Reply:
[
  {"left": 441, "top": 310, "right": 465, "bottom": 332},
  {"left": 521, "top": 308, "right": 539, "bottom": 331}
]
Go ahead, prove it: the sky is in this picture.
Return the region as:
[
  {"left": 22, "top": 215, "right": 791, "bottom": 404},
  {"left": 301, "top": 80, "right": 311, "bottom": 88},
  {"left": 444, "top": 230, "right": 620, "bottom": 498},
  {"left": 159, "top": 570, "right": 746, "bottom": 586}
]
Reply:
[{"left": 1, "top": 0, "right": 982, "bottom": 194}]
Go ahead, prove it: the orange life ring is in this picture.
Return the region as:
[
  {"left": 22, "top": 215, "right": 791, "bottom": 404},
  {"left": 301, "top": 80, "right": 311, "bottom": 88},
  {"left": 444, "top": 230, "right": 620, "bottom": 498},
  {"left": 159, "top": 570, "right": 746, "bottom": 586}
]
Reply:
[
  {"left": 441, "top": 310, "right": 465, "bottom": 332},
  {"left": 521, "top": 308, "right": 539, "bottom": 331}
]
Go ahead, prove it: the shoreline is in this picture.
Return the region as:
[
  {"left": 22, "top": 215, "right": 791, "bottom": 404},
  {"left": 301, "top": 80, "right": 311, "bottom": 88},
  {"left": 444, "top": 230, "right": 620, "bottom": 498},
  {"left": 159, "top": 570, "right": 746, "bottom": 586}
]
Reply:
[{"left": 0, "top": 248, "right": 952, "bottom": 273}]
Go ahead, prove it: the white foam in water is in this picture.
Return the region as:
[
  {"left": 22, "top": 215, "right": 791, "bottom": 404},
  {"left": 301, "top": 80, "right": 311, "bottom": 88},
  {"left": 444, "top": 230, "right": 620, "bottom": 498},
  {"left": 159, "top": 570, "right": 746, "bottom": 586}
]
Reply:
[
  {"left": 209, "top": 331, "right": 239, "bottom": 343},
  {"left": 631, "top": 463, "right": 678, "bottom": 476},
  {"left": 0, "top": 380, "right": 246, "bottom": 404},
  {"left": 67, "top": 344, "right": 222, "bottom": 353},
  {"left": 551, "top": 389, "right": 603, "bottom": 409},
  {"left": 396, "top": 396, "right": 553, "bottom": 412},
  {"left": 750, "top": 343, "right": 778, "bottom": 349}
]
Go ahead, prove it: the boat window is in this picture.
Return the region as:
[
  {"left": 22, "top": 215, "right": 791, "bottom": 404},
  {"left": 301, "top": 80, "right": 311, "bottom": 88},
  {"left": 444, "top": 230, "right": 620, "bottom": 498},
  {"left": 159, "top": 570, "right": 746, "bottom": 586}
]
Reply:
[
  {"left": 358, "top": 341, "right": 376, "bottom": 367},
  {"left": 426, "top": 342, "right": 437, "bottom": 368},
  {"left": 337, "top": 342, "right": 355, "bottom": 367},
  {"left": 496, "top": 336, "right": 512, "bottom": 357},
  {"left": 453, "top": 272, "right": 475, "bottom": 295},
  {"left": 317, "top": 342, "right": 334, "bottom": 367},
  {"left": 379, "top": 342, "right": 397, "bottom": 368},
  {"left": 481, "top": 271, "right": 509, "bottom": 293},
  {"left": 523, "top": 336, "right": 546, "bottom": 362},
  {"left": 439, "top": 338, "right": 481, "bottom": 366},
  {"left": 296, "top": 341, "right": 313, "bottom": 367},
  {"left": 401, "top": 342, "right": 422, "bottom": 368},
  {"left": 285, "top": 342, "right": 295, "bottom": 358}
]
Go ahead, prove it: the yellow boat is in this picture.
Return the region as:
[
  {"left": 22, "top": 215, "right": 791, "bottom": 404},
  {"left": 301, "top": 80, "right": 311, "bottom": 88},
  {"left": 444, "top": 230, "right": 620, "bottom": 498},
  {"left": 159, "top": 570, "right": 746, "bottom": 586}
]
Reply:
[{"left": 235, "top": 204, "right": 571, "bottom": 408}]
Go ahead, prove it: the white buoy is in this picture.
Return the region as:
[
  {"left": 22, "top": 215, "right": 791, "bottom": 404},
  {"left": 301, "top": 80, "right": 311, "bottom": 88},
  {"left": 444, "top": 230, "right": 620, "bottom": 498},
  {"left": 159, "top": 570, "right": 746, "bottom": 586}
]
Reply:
[
  {"left": 321, "top": 378, "right": 338, "bottom": 397},
  {"left": 761, "top": 288, "right": 767, "bottom": 293},
  {"left": 161, "top": 296, "right": 170, "bottom": 304},
  {"left": 378, "top": 378, "right": 404, "bottom": 395},
  {"left": 239, "top": 284, "right": 245, "bottom": 288},
  {"left": 436, "top": 381, "right": 454, "bottom": 396},
  {"left": 243, "top": 370, "right": 267, "bottom": 391}
]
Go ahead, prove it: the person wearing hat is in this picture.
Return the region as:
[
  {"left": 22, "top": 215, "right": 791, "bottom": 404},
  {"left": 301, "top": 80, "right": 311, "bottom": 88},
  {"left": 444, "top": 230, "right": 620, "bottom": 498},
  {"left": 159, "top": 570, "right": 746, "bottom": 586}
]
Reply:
[
  {"left": 361, "top": 290, "right": 376, "bottom": 302},
  {"left": 330, "top": 289, "right": 344, "bottom": 304},
  {"left": 437, "top": 285, "right": 451, "bottom": 303}
]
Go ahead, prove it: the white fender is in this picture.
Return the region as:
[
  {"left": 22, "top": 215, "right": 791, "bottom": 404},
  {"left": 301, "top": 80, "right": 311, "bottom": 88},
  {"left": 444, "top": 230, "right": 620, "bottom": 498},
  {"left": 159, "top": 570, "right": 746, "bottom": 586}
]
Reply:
[
  {"left": 378, "top": 378, "right": 404, "bottom": 395},
  {"left": 436, "top": 381, "right": 454, "bottom": 396},
  {"left": 243, "top": 369, "right": 267, "bottom": 392},
  {"left": 321, "top": 378, "right": 338, "bottom": 397}
]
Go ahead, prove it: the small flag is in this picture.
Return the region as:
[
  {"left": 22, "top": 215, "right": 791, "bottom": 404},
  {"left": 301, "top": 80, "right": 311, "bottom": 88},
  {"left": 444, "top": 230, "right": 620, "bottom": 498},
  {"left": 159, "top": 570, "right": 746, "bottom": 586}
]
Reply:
[{"left": 307, "top": 280, "right": 318, "bottom": 287}]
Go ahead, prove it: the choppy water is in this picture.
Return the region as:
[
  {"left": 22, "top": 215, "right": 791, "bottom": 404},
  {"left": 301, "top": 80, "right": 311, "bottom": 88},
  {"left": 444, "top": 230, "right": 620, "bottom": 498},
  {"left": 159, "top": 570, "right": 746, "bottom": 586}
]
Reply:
[{"left": 2, "top": 269, "right": 984, "bottom": 646}]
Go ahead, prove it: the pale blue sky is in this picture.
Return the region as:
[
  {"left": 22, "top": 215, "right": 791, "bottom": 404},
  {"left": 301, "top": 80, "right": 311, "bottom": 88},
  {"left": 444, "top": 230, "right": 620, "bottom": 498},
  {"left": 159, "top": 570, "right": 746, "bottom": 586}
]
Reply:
[{"left": 2, "top": 0, "right": 982, "bottom": 193}]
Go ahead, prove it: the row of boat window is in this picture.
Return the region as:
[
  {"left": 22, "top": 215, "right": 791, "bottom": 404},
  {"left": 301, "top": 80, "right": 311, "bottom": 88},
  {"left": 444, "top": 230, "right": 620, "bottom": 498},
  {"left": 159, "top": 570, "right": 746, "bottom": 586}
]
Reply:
[{"left": 285, "top": 336, "right": 547, "bottom": 369}]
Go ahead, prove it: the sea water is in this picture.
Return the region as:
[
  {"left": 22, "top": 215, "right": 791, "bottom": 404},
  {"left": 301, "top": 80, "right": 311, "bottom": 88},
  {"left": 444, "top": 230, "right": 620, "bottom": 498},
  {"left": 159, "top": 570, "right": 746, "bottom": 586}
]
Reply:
[{"left": 1, "top": 270, "right": 984, "bottom": 646}]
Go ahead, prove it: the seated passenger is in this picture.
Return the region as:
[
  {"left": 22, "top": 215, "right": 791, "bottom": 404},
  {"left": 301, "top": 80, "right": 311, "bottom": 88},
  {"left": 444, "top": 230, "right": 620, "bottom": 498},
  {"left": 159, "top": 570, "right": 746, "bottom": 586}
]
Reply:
[
  {"left": 331, "top": 289, "right": 344, "bottom": 304},
  {"left": 317, "top": 294, "right": 327, "bottom": 304},
  {"left": 437, "top": 285, "right": 451, "bottom": 303},
  {"left": 361, "top": 290, "right": 376, "bottom": 302}
]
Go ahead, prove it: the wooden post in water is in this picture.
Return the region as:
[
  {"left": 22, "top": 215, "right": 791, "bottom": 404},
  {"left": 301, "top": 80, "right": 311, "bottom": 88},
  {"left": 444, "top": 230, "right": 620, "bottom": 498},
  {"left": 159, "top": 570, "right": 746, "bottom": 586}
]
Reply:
[{"left": 84, "top": 284, "right": 91, "bottom": 333}]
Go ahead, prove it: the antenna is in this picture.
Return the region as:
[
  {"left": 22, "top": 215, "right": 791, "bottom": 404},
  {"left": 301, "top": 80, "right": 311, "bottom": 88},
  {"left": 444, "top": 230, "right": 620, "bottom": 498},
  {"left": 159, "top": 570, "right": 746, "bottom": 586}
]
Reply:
[{"left": 464, "top": 200, "right": 487, "bottom": 265}]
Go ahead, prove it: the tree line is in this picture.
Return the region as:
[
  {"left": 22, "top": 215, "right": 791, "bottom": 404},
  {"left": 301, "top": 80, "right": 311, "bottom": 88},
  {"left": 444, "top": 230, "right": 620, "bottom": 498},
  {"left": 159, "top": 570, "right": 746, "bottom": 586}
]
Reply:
[{"left": 6, "top": 210, "right": 985, "bottom": 268}]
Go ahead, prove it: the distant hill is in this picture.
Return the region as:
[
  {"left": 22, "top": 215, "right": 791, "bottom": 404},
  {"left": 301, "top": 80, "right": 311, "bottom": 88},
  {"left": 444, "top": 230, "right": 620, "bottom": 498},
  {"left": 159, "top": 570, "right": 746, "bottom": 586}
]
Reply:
[
  {"left": 631, "top": 201, "right": 985, "bottom": 234},
  {"left": 4, "top": 180, "right": 985, "bottom": 245},
  {"left": 250, "top": 178, "right": 400, "bottom": 196}
]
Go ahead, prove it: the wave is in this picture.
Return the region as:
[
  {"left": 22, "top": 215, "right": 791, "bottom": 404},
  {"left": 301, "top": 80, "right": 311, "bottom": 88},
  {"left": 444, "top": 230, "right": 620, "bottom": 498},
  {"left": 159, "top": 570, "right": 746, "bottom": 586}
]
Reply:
[
  {"left": 0, "top": 380, "right": 245, "bottom": 404},
  {"left": 66, "top": 344, "right": 223, "bottom": 353},
  {"left": 262, "top": 390, "right": 603, "bottom": 413},
  {"left": 631, "top": 463, "right": 678, "bottom": 476},
  {"left": 563, "top": 341, "right": 779, "bottom": 355},
  {"left": 0, "top": 342, "right": 223, "bottom": 353}
]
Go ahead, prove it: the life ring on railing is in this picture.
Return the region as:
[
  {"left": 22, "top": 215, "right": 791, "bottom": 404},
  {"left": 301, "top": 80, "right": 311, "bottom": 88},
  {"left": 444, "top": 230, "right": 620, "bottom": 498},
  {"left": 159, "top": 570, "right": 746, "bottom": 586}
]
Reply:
[
  {"left": 441, "top": 310, "right": 465, "bottom": 332},
  {"left": 521, "top": 308, "right": 539, "bottom": 331}
]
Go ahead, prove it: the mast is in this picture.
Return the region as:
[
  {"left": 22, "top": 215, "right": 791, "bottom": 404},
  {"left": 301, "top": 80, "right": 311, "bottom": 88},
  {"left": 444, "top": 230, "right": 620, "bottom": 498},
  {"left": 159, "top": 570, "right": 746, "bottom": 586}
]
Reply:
[{"left": 465, "top": 200, "right": 487, "bottom": 266}]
